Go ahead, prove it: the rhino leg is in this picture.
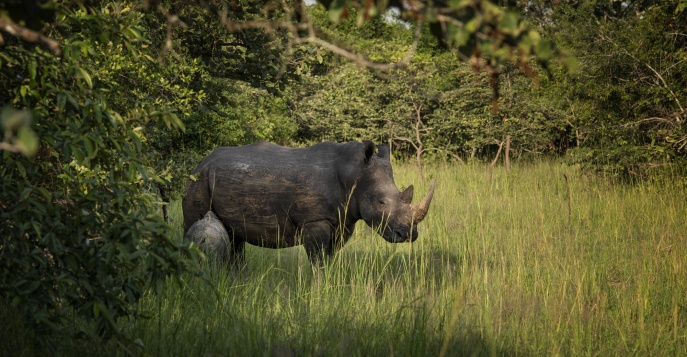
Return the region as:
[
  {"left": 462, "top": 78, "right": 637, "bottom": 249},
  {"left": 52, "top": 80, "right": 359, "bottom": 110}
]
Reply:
[{"left": 302, "top": 221, "right": 335, "bottom": 267}]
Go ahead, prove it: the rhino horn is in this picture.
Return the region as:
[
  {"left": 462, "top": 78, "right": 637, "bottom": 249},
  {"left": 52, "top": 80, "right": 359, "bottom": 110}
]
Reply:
[{"left": 411, "top": 180, "right": 435, "bottom": 224}]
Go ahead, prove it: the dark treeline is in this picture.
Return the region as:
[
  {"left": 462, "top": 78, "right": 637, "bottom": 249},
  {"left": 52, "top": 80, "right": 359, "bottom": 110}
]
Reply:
[{"left": 1, "top": 0, "right": 685, "bottom": 350}]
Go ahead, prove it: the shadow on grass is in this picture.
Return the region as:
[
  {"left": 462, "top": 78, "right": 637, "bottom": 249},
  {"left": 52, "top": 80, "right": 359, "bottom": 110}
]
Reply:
[{"left": 3, "top": 244, "right": 527, "bottom": 356}]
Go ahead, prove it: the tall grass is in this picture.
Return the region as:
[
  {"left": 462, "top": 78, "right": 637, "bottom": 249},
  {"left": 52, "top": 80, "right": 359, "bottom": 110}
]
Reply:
[{"left": 86, "top": 161, "right": 687, "bottom": 355}]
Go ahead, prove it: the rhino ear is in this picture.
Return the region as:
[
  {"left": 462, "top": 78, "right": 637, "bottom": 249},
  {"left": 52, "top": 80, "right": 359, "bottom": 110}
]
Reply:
[
  {"left": 362, "top": 140, "right": 376, "bottom": 163},
  {"left": 377, "top": 144, "right": 390, "bottom": 160}
]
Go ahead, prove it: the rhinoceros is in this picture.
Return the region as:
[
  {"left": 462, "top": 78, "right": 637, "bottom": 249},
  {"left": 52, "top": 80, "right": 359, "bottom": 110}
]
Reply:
[
  {"left": 185, "top": 211, "right": 231, "bottom": 262},
  {"left": 182, "top": 140, "right": 434, "bottom": 266}
]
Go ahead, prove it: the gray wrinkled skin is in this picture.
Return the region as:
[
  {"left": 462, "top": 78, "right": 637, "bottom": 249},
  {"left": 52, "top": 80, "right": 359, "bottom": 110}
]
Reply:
[
  {"left": 185, "top": 211, "right": 230, "bottom": 262},
  {"left": 182, "top": 140, "right": 434, "bottom": 266}
]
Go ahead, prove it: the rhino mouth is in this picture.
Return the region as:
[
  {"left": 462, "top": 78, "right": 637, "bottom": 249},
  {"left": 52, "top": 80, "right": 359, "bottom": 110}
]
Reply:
[{"left": 382, "top": 224, "right": 418, "bottom": 243}]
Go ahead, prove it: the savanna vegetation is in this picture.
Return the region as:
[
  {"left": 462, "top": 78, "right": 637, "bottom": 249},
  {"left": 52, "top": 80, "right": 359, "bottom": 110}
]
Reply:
[
  {"left": 1, "top": 0, "right": 686, "bottom": 355},
  {"left": 7, "top": 163, "right": 687, "bottom": 355}
]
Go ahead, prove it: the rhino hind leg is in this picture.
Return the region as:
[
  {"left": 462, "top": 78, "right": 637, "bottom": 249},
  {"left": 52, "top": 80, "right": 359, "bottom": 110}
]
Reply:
[{"left": 182, "top": 179, "right": 211, "bottom": 233}]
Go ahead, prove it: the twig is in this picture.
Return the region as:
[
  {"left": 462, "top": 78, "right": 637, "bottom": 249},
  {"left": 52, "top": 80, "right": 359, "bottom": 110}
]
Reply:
[
  {"left": 156, "top": 4, "right": 188, "bottom": 64},
  {"left": 0, "top": 18, "right": 61, "bottom": 55},
  {"left": 0, "top": 142, "right": 22, "bottom": 153},
  {"left": 213, "top": 3, "right": 423, "bottom": 72},
  {"left": 298, "top": 17, "right": 422, "bottom": 71},
  {"left": 490, "top": 140, "right": 504, "bottom": 167},
  {"left": 488, "top": 140, "right": 504, "bottom": 185},
  {"left": 620, "top": 117, "right": 676, "bottom": 128},
  {"left": 616, "top": 45, "right": 684, "bottom": 116},
  {"left": 565, "top": 97, "right": 581, "bottom": 147}
]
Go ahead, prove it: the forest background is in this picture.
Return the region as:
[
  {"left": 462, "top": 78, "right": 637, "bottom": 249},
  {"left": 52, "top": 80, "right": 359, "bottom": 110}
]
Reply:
[{"left": 1, "top": 0, "right": 686, "bottom": 351}]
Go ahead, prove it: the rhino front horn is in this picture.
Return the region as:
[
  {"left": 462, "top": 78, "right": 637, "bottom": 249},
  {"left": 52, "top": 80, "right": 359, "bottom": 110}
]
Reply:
[{"left": 411, "top": 180, "right": 435, "bottom": 224}]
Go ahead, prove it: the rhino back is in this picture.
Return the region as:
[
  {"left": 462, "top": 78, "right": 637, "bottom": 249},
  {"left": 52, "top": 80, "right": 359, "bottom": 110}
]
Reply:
[{"left": 187, "top": 141, "right": 359, "bottom": 246}]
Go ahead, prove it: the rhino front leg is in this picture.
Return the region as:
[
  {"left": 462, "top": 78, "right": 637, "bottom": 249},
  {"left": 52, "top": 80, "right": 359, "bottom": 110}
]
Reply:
[{"left": 302, "top": 221, "right": 334, "bottom": 267}]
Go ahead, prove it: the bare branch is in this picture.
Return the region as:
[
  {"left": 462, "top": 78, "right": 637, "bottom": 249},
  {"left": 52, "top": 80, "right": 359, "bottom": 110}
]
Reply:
[
  {"left": 490, "top": 140, "right": 504, "bottom": 167},
  {"left": 0, "top": 18, "right": 61, "bottom": 55},
  {"left": 642, "top": 61, "right": 684, "bottom": 114},
  {"left": 393, "top": 136, "right": 419, "bottom": 151},
  {"left": 565, "top": 97, "right": 581, "bottom": 147},
  {"left": 217, "top": 16, "right": 304, "bottom": 34},
  {"left": 677, "top": 136, "right": 687, "bottom": 151},
  {"left": 297, "top": 17, "right": 423, "bottom": 71},
  {"left": 621, "top": 117, "right": 676, "bottom": 128},
  {"left": 448, "top": 151, "right": 465, "bottom": 164},
  {"left": 0, "top": 142, "right": 22, "bottom": 153},
  {"left": 157, "top": 4, "right": 189, "bottom": 64},
  {"left": 615, "top": 45, "right": 684, "bottom": 116}
]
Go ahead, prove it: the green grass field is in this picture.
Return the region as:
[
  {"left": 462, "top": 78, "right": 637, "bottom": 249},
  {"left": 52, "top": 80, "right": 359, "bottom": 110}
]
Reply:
[{"left": 88, "top": 162, "right": 687, "bottom": 355}]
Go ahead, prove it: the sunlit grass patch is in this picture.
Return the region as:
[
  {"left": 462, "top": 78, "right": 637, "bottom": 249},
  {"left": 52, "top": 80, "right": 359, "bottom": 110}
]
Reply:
[{"left": 60, "top": 160, "right": 687, "bottom": 356}]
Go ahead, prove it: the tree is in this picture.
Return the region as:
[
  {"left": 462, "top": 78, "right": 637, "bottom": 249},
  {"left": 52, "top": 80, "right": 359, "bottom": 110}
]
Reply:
[
  {"left": 533, "top": 1, "right": 687, "bottom": 177},
  {"left": 1, "top": 1, "right": 202, "bottom": 347}
]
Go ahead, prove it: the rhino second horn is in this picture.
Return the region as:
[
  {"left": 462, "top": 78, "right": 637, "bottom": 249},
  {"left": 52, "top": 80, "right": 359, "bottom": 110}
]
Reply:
[
  {"left": 399, "top": 185, "right": 414, "bottom": 204},
  {"left": 411, "top": 180, "right": 435, "bottom": 224}
]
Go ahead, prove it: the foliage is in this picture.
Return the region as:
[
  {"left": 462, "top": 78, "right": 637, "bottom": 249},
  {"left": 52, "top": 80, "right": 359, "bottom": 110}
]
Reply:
[
  {"left": 319, "top": 0, "right": 576, "bottom": 105},
  {"left": 529, "top": 1, "right": 687, "bottom": 178},
  {"left": 291, "top": 8, "right": 572, "bottom": 163},
  {"left": 0, "top": 1, "right": 201, "bottom": 347}
]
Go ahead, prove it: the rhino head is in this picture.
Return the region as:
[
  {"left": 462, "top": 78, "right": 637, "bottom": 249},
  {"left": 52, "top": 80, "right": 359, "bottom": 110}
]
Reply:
[{"left": 355, "top": 141, "right": 435, "bottom": 243}]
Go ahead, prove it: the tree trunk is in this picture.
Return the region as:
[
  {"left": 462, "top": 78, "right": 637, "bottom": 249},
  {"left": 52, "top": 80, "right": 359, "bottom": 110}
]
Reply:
[
  {"left": 416, "top": 149, "right": 425, "bottom": 183},
  {"left": 488, "top": 140, "right": 504, "bottom": 185}
]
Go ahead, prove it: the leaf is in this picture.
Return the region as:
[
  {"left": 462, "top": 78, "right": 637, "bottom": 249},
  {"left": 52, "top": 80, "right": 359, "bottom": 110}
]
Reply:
[
  {"left": 451, "top": 26, "right": 471, "bottom": 47},
  {"left": 83, "top": 136, "right": 97, "bottom": 159},
  {"left": 498, "top": 12, "right": 520, "bottom": 34},
  {"left": 77, "top": 67, "right": 93, "bottom": 89},
  {"left": 534, "top": 37, "right": 553, "bottom": 59},
  {"left": 57, "top": 93, "right": 67, "bottom": 111},
  {"left": 66, "top": 93, "right": 79, "bottom": 109},
  {"left": 16, "top": 161, "right": 27, "bottom": 178},
  {"left": 24, "top": 281, "right": 41, "bottom": 294},
  {"left": 327, "top": 0, "right": 347, "bottom": 23},
  {"left": 1, "top": 106, "right": 32, "bottom": 131},
  {"left": 16, "top": 127, "right": 39, "bottom": 157},
  {"left": 28, "top": 60, "right": 37, "bottom": 80},
  {"left": 20, "top": 188, "right": 33, "bottom": 201},
  {"left": 562, "top": 55, "right": 580, "bottom": 74},
  {"left": 677, "top": 1, "right": 687, "bottom": 14},
  {"left": 465, "top": 16, "right": 482, "bottom": 33},
  {"left": 35, "top": 187, "right": 52, "bottom": 201}
]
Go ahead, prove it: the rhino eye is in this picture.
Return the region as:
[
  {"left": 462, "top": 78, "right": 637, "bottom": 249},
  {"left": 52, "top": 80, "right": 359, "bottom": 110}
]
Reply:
[{"left": 378, "top": 199, "right": 386, "bottom": 205}]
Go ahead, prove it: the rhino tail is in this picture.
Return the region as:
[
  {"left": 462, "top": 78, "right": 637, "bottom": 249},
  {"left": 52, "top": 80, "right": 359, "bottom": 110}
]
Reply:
[{"left": 208, "top": 168, "right": 217, "bottom": 213}]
